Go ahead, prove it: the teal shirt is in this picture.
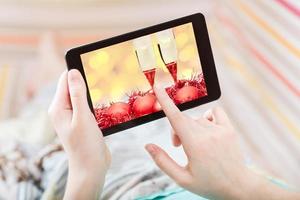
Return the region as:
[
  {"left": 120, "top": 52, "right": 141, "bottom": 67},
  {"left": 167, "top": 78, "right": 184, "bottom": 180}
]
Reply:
[{"left": 136, "top": 188, "right": 208, "bottom": 200}]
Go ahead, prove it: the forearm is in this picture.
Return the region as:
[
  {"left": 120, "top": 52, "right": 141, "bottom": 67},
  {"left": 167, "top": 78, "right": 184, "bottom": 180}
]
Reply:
[
  {"left": 248, "top": 176, "right": 299, "bottom": 200},
  {"left": 64, "top": 161, "right": 105, "bottom": 200},
  {"left": 226, "top": 169, "right": 300, "bottom": 200}
]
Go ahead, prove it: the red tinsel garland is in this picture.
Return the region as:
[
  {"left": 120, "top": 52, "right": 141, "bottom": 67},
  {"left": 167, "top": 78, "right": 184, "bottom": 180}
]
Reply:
[{"left": 95, "top": 73, "right": 207, "bottom": 129}]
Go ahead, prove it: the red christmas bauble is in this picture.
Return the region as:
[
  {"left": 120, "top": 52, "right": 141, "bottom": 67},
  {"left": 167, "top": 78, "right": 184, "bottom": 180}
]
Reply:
[
  {"left": 174, "top": 85, "right": 199, "bottom": 104},
  {"left": 132, "top": 93, "right": 156, "bottom": 117},
  {"left": 107, "top": 102, "right": 130, "bottom": 121}
]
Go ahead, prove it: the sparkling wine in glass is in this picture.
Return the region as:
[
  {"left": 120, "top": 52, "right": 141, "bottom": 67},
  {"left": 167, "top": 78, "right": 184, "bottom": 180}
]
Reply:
[
  {"left": 156, "top": 29, "right": 178, "bottom": 82},
  {"left": 133, "top": 36, "right": 157, "bottom": 87}
]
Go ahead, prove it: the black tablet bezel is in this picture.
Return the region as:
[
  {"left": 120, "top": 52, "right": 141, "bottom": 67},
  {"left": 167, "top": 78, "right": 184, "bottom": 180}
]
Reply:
[{"left": 65, "top": 13, "right": 221, "bottom": 136}]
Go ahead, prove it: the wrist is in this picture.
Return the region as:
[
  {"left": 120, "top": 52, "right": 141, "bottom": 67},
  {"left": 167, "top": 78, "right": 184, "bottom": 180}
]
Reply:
[
  {"left": 67, "top": 148, "right": 110, "bottom": 176},
  {"left": 68, "top": 158, "right": 107, "bottom": 180},
  {"left": 222, "top": 167, "right": 262, "bottom": 200},
  {"left": 64, "top": 162, "right": 106, "bottom": 200}
]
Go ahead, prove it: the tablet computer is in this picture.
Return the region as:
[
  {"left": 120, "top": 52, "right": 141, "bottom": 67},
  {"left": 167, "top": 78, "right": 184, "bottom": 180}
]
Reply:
[{"left": 65, "top": 13, "right": 220, "bottom": 136}]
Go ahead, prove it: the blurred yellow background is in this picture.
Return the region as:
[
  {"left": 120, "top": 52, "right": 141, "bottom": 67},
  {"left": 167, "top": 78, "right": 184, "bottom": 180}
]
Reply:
[{"left": 81, "top": 23, "right": 202, "bottom": 106}]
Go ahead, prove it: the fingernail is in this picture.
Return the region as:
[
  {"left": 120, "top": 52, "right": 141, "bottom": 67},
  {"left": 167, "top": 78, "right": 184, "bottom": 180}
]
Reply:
[
  {"left": 68, "top": 69, "right": 80, "bottom": 83},
  {"left": 145, "top": 144, "right": 158, "bottom": 156},
  {"left": 203, "top": 109, "right": 212, "bottom": 117}
]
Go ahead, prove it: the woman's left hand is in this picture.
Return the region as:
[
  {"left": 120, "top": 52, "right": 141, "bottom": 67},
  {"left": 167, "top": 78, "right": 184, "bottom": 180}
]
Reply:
[{"left": 48, "top": 69, "right": 111, "bottom": 200}]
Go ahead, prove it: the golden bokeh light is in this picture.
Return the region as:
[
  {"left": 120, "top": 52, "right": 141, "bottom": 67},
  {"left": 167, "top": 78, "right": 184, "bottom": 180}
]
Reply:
[
  {"left": 90, "top": 88, "right": 102, "bottom": 102},
  {"left": 81, "top": 23, "right": 202, "bottom": 106},
  {"left": 179, "top": 44, "right": 196, "bottom": 62},
  {"left": 181, "top": 68, "right": 193, "bottom": 79},
  {"left": 109, "top": 81, "right": 126, "bottom": 102},
  {"left": 176, "top": 32, "right": 189, "bottom": 48},
  {"left": 86, "top": 73, "right": 98, "bottom": 87},
  {"left": 89, "top": 50, "right": 110, "bottom": 69},
  {"left": 124, "top": 55, "right": 138, "bottom": 72}
]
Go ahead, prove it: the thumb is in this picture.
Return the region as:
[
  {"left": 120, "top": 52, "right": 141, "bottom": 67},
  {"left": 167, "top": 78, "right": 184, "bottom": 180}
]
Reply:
[
  {"left": 68, "top": 69, "right": 90, "bottom": 117},
  {"left": 211, "top": 106, "right": 232, "bottom": 127},
  {"left": 145, "top": 144, "right": 191, "bottom": 186}
]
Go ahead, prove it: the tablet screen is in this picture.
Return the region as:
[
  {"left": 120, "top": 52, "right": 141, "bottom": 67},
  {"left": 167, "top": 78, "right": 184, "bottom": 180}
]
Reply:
[{"left": 80, "top": 22, "right": 207, "bottom": 130}]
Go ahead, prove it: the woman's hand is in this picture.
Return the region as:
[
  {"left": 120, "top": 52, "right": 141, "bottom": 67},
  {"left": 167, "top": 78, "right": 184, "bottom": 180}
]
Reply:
[
  {"left": 145, "top": 86, "right": 247, "bottom": 199},
  {"left": 145, "top": 86, "right": 299, "bottom": 200},
  {"left": 48, "top": 69, "right": 110, "bottom": 200}
]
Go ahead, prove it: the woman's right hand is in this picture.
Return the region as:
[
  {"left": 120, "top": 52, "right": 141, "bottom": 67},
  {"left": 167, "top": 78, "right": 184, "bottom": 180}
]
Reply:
[{"left": 145, "top": 86, "right": 299, "bottom": 200}]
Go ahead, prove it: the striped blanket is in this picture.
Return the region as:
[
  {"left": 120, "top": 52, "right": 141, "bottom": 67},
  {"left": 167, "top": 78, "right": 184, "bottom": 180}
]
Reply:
[
  {"left": 207, "top": 0, "right": 300, "bottom": 186},
  {"left": 0, "top": 0, "right": 299, "bottom": 199}
]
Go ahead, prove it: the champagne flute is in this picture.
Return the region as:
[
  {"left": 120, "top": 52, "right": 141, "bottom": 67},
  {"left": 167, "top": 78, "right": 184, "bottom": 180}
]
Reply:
[
  {"left": 133, "top": 36, "right": 157, "bottom": 87},
  {"left": 156, "top": 29, "right": 178, "bottom": 83}
]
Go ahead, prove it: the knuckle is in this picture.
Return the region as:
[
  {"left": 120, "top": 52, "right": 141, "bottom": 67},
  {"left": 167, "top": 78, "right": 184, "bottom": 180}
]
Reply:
[
  {"left": 71, "top": 87, "right": 83, "bottom": 98},
  {"left": 154, "top": 154, "right": 164, "bottom": 166},
  {"left": 70, "top": 81, "right": 85, "bottom": 97}
]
